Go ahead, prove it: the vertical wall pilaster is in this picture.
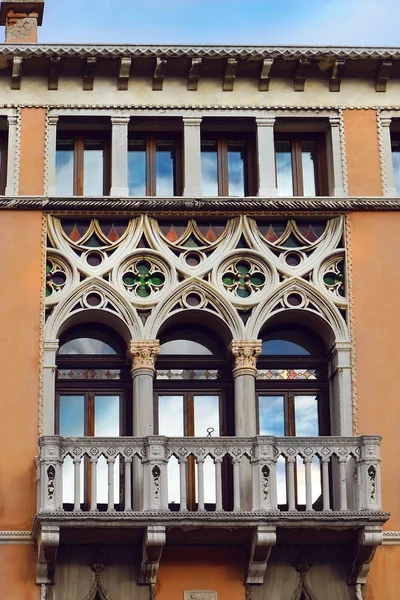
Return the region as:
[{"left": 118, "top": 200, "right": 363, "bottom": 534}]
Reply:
[
  {"left": 110, "top": 115, "right": 130, "bottom": 196},
  {"left": 329, "top": 116, "right": 345, "bottom": 197},
  {"left": 5, "top": 113, "right": 18, "bottom": 195},
  {"left": 380, "top": 116, "right": 396, "bottom": 196},
  {"left": 183, "top": 116, "right": 202, "bottom": 197},
  {"left": 256, "top": 116, "right": 277, "bottom": 196},
  {"left": 46, "top": 115, "right": 59, "bottom": 196},
  {"left": 42, "top": 341, "right": 59, "bottom": 436}
]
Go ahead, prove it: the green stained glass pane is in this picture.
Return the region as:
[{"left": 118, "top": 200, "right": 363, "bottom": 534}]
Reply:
[
  {"left": 237, "top": 287, "right": 250, "bottom": 298},
  {"left": 46, "top": 262, "right": 52, "bottom": 274},
  {"left": 323, "top": 273, "right": 337, "bottom": 286},
  {"left": 85, "top": 233, "right": 103, "bottom": 248},
  {"left": 123, "top": 272, "right": 136, "bottom": 286},
  {"left": 236, "top": 261, "right": 250, "bottom": 275},
  {"left": 45, "top": 286, "right": 52, "bottom": 297},
  {"left": 136, "top": 261, "right": 150, "bottom": 275},
  {"left": 137, "top": 285, "right": 150, "bottom": 298},
  {"left": 222, "top": 273, "right": 235, "bottom": 286},
  {"left": 183, "top": 235, "right": 201, "bottom": 248},
  {"left": 151, "top": 273, "right": 165, "bottom": 286},
  {"left": 251, "top": 273, "right": 265, "bottom": 286}
]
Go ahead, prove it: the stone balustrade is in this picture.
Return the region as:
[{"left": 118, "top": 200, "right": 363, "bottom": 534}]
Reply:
[{"left": 37, "top": 435, "right": 382, "bottom": 516}]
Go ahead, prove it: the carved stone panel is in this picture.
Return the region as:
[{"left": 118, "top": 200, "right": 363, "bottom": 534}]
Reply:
[{"left": 184, "top": 592, "right": 217, "bottom": 600}]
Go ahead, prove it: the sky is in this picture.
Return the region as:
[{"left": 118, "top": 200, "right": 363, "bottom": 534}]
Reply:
[{"left": 37, "top": 0, "right": 400, "bottom": 47}]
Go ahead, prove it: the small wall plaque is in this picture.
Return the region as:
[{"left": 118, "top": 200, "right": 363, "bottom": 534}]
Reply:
[{"left": 184, "top": 592, "right": 217, "bottom": 600}]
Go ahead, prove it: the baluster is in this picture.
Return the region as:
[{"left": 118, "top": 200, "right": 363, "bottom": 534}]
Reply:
[
  {"left": 233, "top": 461, "right": 241, "bottom": 511},
  {"left": 73, "top": 458, "right": 81, "bottom": 512},
  {"left": 179, "top": 459, "right": 187, "bottom": 511},
  {"left": 304, "top": 458, "right": 312, "bottom": 511},
  {"left": 339, "top": 459, "right": 348, "bottom": 511},
  {"left": 124, "top": 458, "right": 132, "bottom": 511},
  {"left": 287, "top": 458, "right": 296, "bottom": 511},
  {"left": 90, "top": 459, "right": 98, "bottom": 511},
  {"left": 197, "top": 460, "right": 205, "bottom": 511},
  {"left": 215, "top": 460, "right": 223, "bottom": 511},
  {"left": 107, "top": 459, "right": 115, "bottom": 511},
  {"left": 322, "top": 458, "right": 331, "bottom": 511}
]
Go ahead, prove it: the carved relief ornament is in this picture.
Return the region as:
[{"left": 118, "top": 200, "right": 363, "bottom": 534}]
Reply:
[
  {"left": 230, "top": 340, "right": 262, "bottom": 376},
  {"left": 129, "top": 340, "right": 160, "bottom": 373}
]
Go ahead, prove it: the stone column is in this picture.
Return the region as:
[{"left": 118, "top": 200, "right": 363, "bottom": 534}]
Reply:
[
  {"left": 380, "top": 116, "right": 396, "bottom": 196},
  {"left": 110, "top": 115, "right": 130, "bottom": 196},
  {"left": 42, "top": 340, "right": 59, "bottom": 435},
  {"left": 129, "top": 340, "right": 160, "bottom": 435},
  {"left": 230, "top": 340, "right": 262, "bottom": 510},
  {"left": 328, "top": 116, "right": 345, "bottom": 196},
  {"left": 5, "top": 113, "right": 18, "bottom": 196},
  {"left": 256, "top": 116, "right": 277, "bottom": 196},
  {"left": 183, "top": 116, "right": 202, "bottom": 196},
  {"left": 46, "top": 115, "right": 59, "bottom": 196}
]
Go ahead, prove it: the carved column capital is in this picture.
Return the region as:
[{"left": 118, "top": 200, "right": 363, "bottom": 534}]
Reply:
[
  {"left": 230, "top": 340, "right": 262, "bottom": 377},
  {"left": 129, "top": 340, "right": 160, "bottom": 374}
]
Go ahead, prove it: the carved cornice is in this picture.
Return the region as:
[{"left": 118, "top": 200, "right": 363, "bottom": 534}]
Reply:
[
  {"left": 230, "top": 340, "right": 262, "bottom": 376},
  {"left": 382, "top": 531, "right": 400, "bottom": 545},
  {"left": 4, "top": 196, "right": 400, "bottom": 212},
  {"left": 129, "top": 340, "right": 160, "bottom": 373},
  {"left": 0, "top": 530, "right": 32, "bottom": 544}
]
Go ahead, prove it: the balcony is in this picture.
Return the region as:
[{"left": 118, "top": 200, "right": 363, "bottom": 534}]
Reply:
[{"left": 33, "top": 435, "right": 388, "bottom": 586}]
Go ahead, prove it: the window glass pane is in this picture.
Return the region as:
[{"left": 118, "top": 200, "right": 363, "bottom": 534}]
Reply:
[
  {"left": 392, "top": 143, "right": 400, "bottom": 194},
  {"left": 227, "top": 143, "right": 245, "bottom": 196},
  {"left": 158, "top": 395, "right": 184, "bottom": 436},
  {"left": 201, "top": 142, "right": 218, "bottom": 196},
  {"left": 294, "top": 395, "right": 319, "bottom": 436},
  {"left": 128, "top": 141, "right": 146, "bottom": 196},
  {"left": 83, "top": 141, "right": 104, "bottom": 196},
  {"left": 301, "top": 141, "right": 318, "bottom": 196},
  {"left": 262, "top": 339, "right": 310, "bottom": 355},
  {"left": 259, "top": 395, "right": 285, "bottom": 436},
  {"left": 59, "top": 394, "right": 85, "bottom": 436},
  {"left": 94, "top": 395, "right": 120, "bottom": 437},
  {"left": 56, "top": 141, "right": 74, "bottom": 195},
  {"left": 156, "top": 141, "right": 174, "bottom": 196},
  {"left": 59, "top": 337, "right": 117, "bottom": 355},
  {"left": 159, "top": 340, "right": 213, "bottom": 355},
  {"left": 276, "top": 141, "right": 293, "bottom": 196},
  {"left": 193, "top": 395, "right": 220, "bottom": 437}
]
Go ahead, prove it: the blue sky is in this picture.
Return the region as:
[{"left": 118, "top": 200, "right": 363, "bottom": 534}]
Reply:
[{"left": 38, "top": 0, "right": 399, "bottom": 46}]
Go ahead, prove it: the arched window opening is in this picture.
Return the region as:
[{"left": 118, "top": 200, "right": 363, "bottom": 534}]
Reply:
[
  {"left": 257, "top": 323, "right": 329, "bottom": 510},
  {"left": 155, "top": 324, "right": 233, "bottom": 510},
  {"left": 56, "top": 324, "right": 131, "bottom": 511}
]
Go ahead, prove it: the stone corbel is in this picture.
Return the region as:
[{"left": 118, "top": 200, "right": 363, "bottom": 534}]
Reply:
[
  {"left": 48, "top": 56, "right": 60, "bottom": 90},
  {"left": 246, "top": 525, "right": 276, "bottom": 584},
  {"left": 118, "top": 57, "right": 132, "bottom": 91},
  {"left": 139, "top": 525, "right": 166, "bottom": 585},
  {"left": 259, "top": 58, "right": 273, "bottom": 91},
  {"left": 36, "top": 524, "right": 60, "bottom": 585},
  {"left": 83, "top": 56, "right": 97, "bottom": 91},
  {"left": 223, "top": 58, "right": 238, "bottom": 91},
  {"left": 188, "top": 57, "right": 202, "bottom": 91},
  {"left": 376, "top": 60, "right": 392, "bottom": 92},
  {"left": 11, "top": 56, "right": 23, "bottom": 90},
  {"left": 348, "top": 525, "right": 383, "bottom": 588},
  {"left": 230, "top": 340, "right": 262, "bottom": 378},
  {"left": 329, "top": 59, "right": 346, "bottom": 92},
  {"left": 293, "top": 58, "right": 310, "bottom": 92},
  {"left": 129, "top": 340, "right": 160, "bottom": 374},
  {"left": 153, "top": 58, "right": 167, "bottom": 91}
]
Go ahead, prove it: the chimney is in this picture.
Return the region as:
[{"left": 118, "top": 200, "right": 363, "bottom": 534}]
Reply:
[{"left": 0, "top": 1, "right": 44, "bottom": 43}]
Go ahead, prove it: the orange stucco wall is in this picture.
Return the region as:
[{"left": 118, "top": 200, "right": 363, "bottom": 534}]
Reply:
[
  {"left": 365, "top": 546, "right": 400, "bottom": 600},
  {"left": 19, "top": 108, "right": 46, "bottom": 195},
  {"left": 350, "top": 212, "right": 400, "bottom": 530},
  {"left": 0, "top": 545, "right": 39, "bottom": 599},
  {"left": 0, "top": 212, "right": 42, "bottom": 529},
  {"left": 156, "top": 546, "right": 246, "bottom": 600},
  {"left": 342, "top": 109, "right": 382, "bottom": 196}
]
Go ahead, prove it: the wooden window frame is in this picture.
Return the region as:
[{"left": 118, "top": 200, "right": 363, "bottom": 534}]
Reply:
[
  {"left": 274, "top": 132, "right": 328, "bottom": 196},
  {"left": 201, "top": 133, "right": 257, "bottom": 197},
  {"left": 128, "top": 133, "right": 183, "bottom": 196},
  {"left": 56, "top": 132, "right": 111, "bottom": 196}
]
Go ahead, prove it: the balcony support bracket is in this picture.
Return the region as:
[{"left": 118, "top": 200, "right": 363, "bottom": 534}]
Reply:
[
  {"left": 36, "top": 524, "right": 60, "bottom": 585},
  {"left": 246, "top": 525, "right": 277, "bottom": 584},
  {"left": 139, "top": 525, "right": 166, "bottom": 585},
  {"left": 348, "top": 525, "right": 383, "bottom": 588}
]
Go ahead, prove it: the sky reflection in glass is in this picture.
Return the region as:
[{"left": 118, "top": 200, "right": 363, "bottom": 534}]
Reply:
[
  {"left": 276, "top": 141, "right": 293, "bottom": 196},
  {"left": 392, "top": 146, "right": 400, "bottom": 194},
  {"left": 156, "top": 143, "right": 174, "bottom": 196},
  {"left": 201, "top": 145, "right": 218, "bottom": 196},
  {"left": 294, "top": 395, "right": 319, "bottom": 436},
  {"left": 83, "top": 147, "right": 103, "bottom": 196},
  {"left": 59, "top": 337, "right": 117, "bottom": 355},
  {"left": 259, "top": 395, "right": 285, "bottom": 436},
  {"left": 227, "top": 146, "right": 245, "bottom": 196},
  {"left": 59, "top": 395, "right": 84, "bottom": 436},
  {"left": 128, "top": 144, "right": 146, "bottom": 196},
  {"left": 56, "top": 148, "right": 74, "bottom": 195},
  {"left": 301, "top": 141, "right": 317, "bottom": 196}
]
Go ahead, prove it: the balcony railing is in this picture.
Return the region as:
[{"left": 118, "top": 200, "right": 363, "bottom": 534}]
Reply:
[{"left": 37, "top": 435, "right": 382, "bottom": 517}]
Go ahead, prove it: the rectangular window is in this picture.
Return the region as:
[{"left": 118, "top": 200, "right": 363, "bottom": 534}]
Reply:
[
  {"left": 391, "top": 139, "right": 400, "bottom": 194},
  {"left": 201, "top": 137, "right": 251, "bottom": 196},
  {"left": 275, "top": 134, "right": 327, "bottom": 196},
  {"left": 128, "top": 136, "right": 181, "bottom": 196},
  {"left": 56, "top": 134, "right": 110, "bottom": 196}
]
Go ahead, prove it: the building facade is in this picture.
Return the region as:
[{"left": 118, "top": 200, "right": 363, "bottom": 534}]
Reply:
[{"left": 0, "top": 2, "right": 399, "bottom": 599}]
